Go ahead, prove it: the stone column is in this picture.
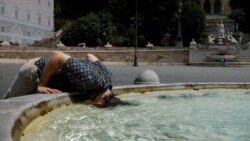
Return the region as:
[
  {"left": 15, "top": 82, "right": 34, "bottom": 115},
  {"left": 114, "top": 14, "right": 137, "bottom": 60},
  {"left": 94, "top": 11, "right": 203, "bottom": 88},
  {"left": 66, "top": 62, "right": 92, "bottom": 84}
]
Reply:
[
  {"left": 221, "top": 0, "right": 224, "bottom": 14},
  {"left": 211, "top": 0, "right": 214, "bottom": 14}
]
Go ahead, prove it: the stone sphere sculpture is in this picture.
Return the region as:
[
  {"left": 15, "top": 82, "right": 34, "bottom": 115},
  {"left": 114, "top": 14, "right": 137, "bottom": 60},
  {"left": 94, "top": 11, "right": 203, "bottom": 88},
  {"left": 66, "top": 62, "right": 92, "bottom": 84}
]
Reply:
[{"left": 134, "top": 69, "right": 160, "bottom": 84}]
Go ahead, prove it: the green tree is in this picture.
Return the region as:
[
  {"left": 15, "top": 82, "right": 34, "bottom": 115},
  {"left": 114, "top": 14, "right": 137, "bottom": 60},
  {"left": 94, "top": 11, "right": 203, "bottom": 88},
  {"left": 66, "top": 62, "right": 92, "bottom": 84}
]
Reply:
[
  {"left": 98, "top": 10, "right": 117, "bottom": 45},
  {"left": 60, "top": 21, "right": 80, "bottom": 46},
  {"left": 61, "top": 13, "right": 101, "bottom": 46},
  {"left": 78, "top": 13, "right": 102, "bottom": 46},
  {"left": 229, "top": 0, "right": 250, "bottom": 32},
  {"left": 181, "top": 0, "right": 205, "bottom": 46},
  {"left": 107, "top": 0, "right": 137, "bottom": 46},
  {"left": 57, "top": 0, "right": 109, "bottom": 19},
  {"left": 107, "top": 0, "right": 180, "bottom": 46},
  {"left": 138, "top": 0, "right": 179, "bottom": 46},
  {"left": 57, "top": 0, "right": 205, "bottom": 47},
  {"left": 54, "top": 0, "right": 61, "bottom": 17}
]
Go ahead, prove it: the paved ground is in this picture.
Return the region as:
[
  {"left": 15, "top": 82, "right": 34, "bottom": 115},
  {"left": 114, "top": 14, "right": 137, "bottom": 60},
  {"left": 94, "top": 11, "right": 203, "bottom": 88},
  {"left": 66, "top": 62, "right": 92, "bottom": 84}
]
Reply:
[{"left": 1, "top": 62, "right": 250, "bottom": 98}]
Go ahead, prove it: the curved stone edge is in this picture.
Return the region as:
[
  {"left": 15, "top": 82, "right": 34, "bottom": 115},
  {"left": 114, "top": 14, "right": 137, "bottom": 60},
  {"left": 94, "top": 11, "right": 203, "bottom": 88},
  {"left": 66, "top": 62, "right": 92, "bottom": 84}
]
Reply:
[
  {"left": 113, "top": 82, "right": 250, "bottom": 95},
  {"left": 1, "top": 82, "right": 250, "bottom": 141},
  {"left": 0, "top": 93, "right": 70, "bottom": 141}
]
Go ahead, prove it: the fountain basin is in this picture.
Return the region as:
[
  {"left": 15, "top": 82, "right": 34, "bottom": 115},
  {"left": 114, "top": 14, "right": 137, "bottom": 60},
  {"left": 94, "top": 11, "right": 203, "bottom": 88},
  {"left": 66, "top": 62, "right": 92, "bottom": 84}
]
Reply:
[{"left": 1, "top": 83, "right": 250, "bottom": 141}]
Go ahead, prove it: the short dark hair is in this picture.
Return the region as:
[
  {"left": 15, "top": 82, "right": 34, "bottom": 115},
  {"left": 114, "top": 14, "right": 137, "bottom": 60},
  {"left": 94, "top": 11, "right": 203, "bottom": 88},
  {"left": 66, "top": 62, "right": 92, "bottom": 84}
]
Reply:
[{"left": 103, "top": 92, "right": 122, "bottom": 107}]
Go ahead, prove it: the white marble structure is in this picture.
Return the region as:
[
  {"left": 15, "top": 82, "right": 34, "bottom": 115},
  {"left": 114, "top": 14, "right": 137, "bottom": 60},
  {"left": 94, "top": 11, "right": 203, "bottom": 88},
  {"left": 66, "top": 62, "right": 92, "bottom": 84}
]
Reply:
[
  {"left": 217, "top": 20, "right": 225, "bottom": 38},
  {"left": 208, "top": 34, "right": 215, "bottom": 44},
  {"left": 146, "top": 42, "right": 154, "bottom": 47},
  {"left": 0, "top": 40, "right": 10, "bottom": 46},
  {"left": 0, "top": 0, "right": 54, "bottom": 46},
  {"left": 104, "top": 42, "right": 112, "bottom": 48},
  {"left": 56, "top": 41, "right": 65, "bottom": 48},
  {"left": 189, "top": 38, "right": 197, "bottom": 49},
  {"left": 226, "top": 32, "right": 238, "bottom": 45}
]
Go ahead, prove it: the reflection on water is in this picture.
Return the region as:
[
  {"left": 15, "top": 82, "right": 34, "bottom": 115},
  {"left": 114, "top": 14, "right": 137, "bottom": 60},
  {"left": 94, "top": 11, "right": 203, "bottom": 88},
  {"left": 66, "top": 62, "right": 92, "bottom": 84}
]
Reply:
[{"left": 22, "top": 89, "right": 250, "bottom": 141}]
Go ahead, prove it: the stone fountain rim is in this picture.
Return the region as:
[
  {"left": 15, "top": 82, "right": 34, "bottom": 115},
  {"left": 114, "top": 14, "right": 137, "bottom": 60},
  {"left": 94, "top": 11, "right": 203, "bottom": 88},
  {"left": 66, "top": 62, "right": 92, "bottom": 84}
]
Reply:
[{"left": 1, "top": 82, "right": 250, "bottom": 141}]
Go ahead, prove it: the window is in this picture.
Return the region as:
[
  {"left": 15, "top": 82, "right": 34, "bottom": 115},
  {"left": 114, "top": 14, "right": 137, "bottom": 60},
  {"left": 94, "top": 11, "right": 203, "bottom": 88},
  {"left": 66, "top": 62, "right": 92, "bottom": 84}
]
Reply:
[
  {"left": 15, "top": 10, "right": 19, "bottom": 19},
  {"left": 14, "top": 7, "right": 20, "bottom": 19},
  {"left": 27, "top": 31, "right": 30, "bottom": 37},
  {"left": 0, "top": 4, "right": 4, "bottom": 16},
  {"left": 27, "top": 13, "right": 31, "bottom": 21},
  {"left": 38, "top": 15, "right": 41, "bottom": 24},
  {"left": 204, "top": 0, "right": 211, "bottom": 13},
  {"left": 1, "top": 26, "right": 5, "bottom": 32},
  {"left": 48, "top": 18, "right": 50, "bottom": 26}
]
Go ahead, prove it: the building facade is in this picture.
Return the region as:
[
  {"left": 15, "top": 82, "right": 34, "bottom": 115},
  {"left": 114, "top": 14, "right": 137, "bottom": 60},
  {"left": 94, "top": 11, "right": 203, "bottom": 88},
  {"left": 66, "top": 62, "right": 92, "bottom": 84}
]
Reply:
[
  {"left": 199, "top": 0, "right": 231, "bottom": 15},
  {"left": 199, "top": 0, "right": 235, "bottom": 36},
  {"left": 0, "top": 0, "right": 54, "bottom": 46}
]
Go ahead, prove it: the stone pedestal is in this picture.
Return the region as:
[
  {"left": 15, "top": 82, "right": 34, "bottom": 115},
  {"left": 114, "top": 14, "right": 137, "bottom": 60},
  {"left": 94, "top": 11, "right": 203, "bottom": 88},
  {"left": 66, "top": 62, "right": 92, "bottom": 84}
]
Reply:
[
  {"left": 217, "top": 37, "right": 224, "bottom": 45},
  {"left": 189, "top": 39, "right": 197, "bottom": 49}
]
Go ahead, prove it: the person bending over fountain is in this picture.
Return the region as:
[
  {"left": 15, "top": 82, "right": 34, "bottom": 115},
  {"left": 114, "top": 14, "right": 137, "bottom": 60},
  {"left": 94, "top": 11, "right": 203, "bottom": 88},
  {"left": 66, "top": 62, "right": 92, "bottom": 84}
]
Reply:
[{"left": 3, "top": 51, "right": 120, "bottom": 108}]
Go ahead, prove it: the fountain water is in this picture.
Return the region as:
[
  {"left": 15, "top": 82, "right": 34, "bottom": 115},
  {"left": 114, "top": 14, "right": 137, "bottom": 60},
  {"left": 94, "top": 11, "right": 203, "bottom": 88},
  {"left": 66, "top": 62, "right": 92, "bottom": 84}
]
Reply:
[{"left": 21, "top": 87, "right": 250, "bottom": 141}]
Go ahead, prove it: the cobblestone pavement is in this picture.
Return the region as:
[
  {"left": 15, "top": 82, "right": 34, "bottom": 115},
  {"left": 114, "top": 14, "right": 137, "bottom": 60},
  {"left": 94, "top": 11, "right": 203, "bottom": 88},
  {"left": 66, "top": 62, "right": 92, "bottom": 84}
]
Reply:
[{"left": 1, "top": 62, "right": 250, "bottom": 98}]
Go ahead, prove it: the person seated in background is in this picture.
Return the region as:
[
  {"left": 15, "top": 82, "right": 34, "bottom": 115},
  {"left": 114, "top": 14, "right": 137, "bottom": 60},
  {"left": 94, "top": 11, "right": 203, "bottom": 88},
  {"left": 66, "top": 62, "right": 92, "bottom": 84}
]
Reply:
[{"left": 3, "top": 51, "right": 120, "bottom": 108}]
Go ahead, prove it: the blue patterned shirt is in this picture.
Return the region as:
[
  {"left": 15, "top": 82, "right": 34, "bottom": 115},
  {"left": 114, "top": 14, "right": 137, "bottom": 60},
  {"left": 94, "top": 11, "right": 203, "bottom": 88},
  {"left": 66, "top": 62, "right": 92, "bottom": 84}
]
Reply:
[{"left": 35, "top": 55, "right": 112, "bottom": 98}]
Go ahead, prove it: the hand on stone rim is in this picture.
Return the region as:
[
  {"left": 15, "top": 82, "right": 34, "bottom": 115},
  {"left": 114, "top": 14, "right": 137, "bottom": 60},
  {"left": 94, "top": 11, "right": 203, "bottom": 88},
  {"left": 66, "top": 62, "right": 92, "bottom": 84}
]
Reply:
[{"left": 37, "top": 85, "right": 62, "bottom": 94}]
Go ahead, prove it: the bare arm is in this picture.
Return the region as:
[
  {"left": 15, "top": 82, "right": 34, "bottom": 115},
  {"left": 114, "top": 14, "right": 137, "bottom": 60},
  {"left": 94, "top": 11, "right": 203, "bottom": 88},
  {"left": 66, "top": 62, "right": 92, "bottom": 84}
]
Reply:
[{"left": 37, "top": 51, "right": 70, "bottom": 94}]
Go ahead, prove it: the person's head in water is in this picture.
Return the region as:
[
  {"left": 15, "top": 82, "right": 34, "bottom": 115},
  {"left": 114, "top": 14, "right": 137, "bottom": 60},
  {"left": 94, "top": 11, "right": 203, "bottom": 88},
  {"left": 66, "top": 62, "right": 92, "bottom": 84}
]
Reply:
[{"left": 93, "top": 88, "right": 121, "bottom": 108}]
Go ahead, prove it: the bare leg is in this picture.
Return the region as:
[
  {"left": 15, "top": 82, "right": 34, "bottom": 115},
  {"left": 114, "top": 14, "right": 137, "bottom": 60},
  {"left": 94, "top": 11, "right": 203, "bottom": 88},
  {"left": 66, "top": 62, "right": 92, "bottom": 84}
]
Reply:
[{"left": 3, "top": 58, "right": 39, "bottom": 99}]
